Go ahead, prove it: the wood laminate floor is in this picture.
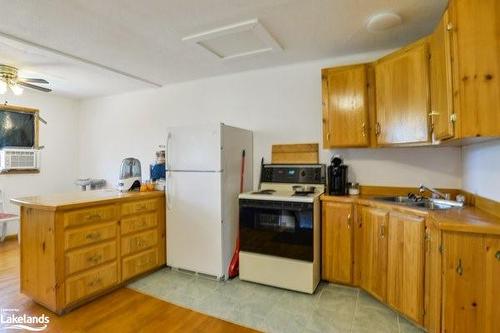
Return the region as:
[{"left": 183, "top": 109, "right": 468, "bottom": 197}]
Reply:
[{"left": 0, "top": 239, "right": 259, "bottom": 333}]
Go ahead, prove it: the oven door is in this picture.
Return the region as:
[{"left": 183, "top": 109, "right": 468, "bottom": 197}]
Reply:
[{"left": 239, "top": 199, "right": 314, "bottom": 262}]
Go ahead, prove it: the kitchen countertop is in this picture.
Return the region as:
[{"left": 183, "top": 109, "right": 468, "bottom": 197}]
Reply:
[
  {"left": 11, "top": 189, "right": 165, "bottom": 211},
  {"left": 321, "top": 194, "right": 500, "bottom": 236}
]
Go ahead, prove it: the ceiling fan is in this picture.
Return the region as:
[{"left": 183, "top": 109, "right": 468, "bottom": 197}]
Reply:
[{"left": 0, "top": 64, "right": 52, "bottom": 95}]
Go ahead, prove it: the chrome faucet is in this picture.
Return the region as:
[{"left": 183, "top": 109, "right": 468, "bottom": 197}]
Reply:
[{"left": 418, "top": 184, "right": 448, "bottom": 200}]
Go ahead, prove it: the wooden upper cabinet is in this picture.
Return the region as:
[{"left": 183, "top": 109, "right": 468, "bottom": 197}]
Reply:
[
  {"left": 449, "top": 0, "right": 500, "bottom": 138},
  {"left": 359, "top": 206, "right": 389, "bottom": 302},
  {"left": 322, "top": 64, "right": 370, "bottom": 148},
  {"left": 374, "top": 40, "right": 431, "bottom": 145},
  {"left": 322, "top": 201, "right": 353, "bottom": 284},
  {"left": 429, "top": 9, "right": 455, "bottom": 141},
  {"left": 387, "top": 212, "right": 425, "bottom": 325},
  {"left": 442, "top": 232, "right": 500, "bottom": 333}
]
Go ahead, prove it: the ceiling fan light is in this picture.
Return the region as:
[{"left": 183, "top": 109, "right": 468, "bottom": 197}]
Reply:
[
  {"left": 0, "top": 80, "right": 7, "bottom": 94},
  {"left": 10, "top": 83, "right": 23, "bottom": 95}
]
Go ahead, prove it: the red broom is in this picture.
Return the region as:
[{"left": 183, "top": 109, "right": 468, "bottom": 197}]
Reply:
[{"left": 228, "top": 149, "right": 245, "bottom": 278}]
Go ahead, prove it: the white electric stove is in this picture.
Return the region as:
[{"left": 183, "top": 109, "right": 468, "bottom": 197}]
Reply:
[{"left": 238, "top": 164, "right": 326, "bottom": 294}]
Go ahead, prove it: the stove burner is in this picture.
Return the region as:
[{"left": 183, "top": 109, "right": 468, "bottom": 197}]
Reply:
[{"left": 251, "top": 189, "right": 276, "bottom": 195}]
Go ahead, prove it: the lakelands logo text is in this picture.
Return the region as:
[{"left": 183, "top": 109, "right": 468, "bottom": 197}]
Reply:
[{"left": 1, "top": 308, "right": 49, "bottom": 331}]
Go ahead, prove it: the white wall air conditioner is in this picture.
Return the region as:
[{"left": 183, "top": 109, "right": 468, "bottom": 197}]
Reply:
[{"left": 0, "top": 148, "right": 40, "bottom": 172}]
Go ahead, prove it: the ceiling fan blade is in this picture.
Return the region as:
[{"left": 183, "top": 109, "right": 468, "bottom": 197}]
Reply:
[
  {"left": 17, "top": 81, "right": 52, "bottom": 92},
  {"left": 19, "top": 78, "right": 49, "bottom": 84}
]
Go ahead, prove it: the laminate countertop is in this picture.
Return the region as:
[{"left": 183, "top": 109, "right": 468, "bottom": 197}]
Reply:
[
  {"left": 321, "top": 194, "right": 500, "bottom": 236},
  {"left": 11, "top": 189, "right": 165, "bottom": 211}
]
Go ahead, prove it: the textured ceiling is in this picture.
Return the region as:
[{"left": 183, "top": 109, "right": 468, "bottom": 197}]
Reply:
[{"left": 0, "top": 0, "right": 447, "bottom": 98}]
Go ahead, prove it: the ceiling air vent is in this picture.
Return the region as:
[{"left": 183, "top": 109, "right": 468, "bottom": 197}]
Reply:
[{"left": 182, "top": 19, "right": 282, "bottom": 60}]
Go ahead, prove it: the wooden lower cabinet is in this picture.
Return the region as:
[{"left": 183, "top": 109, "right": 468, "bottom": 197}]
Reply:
[
  {"left": 441, "top": 231, "right": 500, "bottom": 333},
  {"left": 359, "top": 206, "right": 389, "bottom": 301},
  {"left": 18, "top": 192, "right": 166, "bottom": 314},
  {"left": 387, "top": 212, "right": 425, "bottom": 325},
  {"left": 424, "top": 219, "right": 442, "bottom": 332},
  {"left": 322, "top": 201, "right": 354, "bottom": 284}
]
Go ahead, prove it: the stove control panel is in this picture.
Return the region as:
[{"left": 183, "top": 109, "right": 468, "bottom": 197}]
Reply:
[{"left": 261, "top": 164, "right": 326, "bottom": 184}]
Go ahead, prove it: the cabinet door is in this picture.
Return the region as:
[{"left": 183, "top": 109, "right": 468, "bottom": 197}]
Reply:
[
  {"left": 375, "top": 40, "right": 430, "bottom": 145},
  {"left": 424, "top": 220, "right": 442, "bottom": 333},
  {"left": 322, "top": 65, "right": 369, "bottom": 147},
  {"left": 451, "top": 0, "right": 500, "bottom": 137},
  {"left": 387, "top": 212, "right": 425, "bottom": 325},
  {"left": 322, "top": 201, "right": 353, "bottom": 284},
  {"left": 429, "top": 10, "right": 455, "bottom": 141},
  {"left": 360, "top": 206, "right": 389, "bottom": 301},
  {"left": 484, "top": 235, "right": 500, "bottom": 333},
  {"left": 442, "top": 232, "right": 487, "bottom": 333}
]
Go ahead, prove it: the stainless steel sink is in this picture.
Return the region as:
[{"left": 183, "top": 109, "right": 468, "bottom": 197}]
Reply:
[
  {"left": 372, "top": 196, "right": 413, "bottom": 203},
  {"left": 411, "top": 201, "right": 454, "bottom": 210},
  {"left": 372, "top": 196, "right": 456, "bottom": 210}
]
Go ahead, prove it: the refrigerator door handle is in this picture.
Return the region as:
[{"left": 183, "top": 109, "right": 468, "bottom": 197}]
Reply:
[
  {"left": 166, "top": 132, "right": 172, "bottom": 171},
  {"left": 166, "top": 172, "right": 172, "bottom": 211}
]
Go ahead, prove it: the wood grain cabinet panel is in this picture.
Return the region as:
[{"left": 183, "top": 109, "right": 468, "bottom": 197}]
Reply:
[
  {"left": 359, "top": 206, "right": 389, "bottom": 302},
  {"left": 429, "top": 9, "right": 455, "bottom": 141},
  {"left": 375, "top": 40, "right": 430, "bottom": 145},
  {"left": 121, "top": 229, "right": 158, "bottom": 256},
  {"left": 64, "top": 222, "right": 117, "bottom": 250},
  {"left": 65, "top": 262, "right": 118, "bottom": 306},
  {"left": 121, "top": 212, "right": 158, "bottom": 235},
  {"left": 122, "top": 248, "right": 159, "bottom": 281},
  {"left": 65, "top": 241, "right": 117, "bottom": 276},
  {"left": 322, "top": 64, "right": 370, "bottom": 147},
  {"left": 450, "top": 0, "right": 500, "bottom": 138},
  {"left": 387, "top": 212, "right": 425, "bottom": 325},
  {"left": 63, "top": 205, "right": 117, "bottom": 228},
  {"left": 424, "top": 219, "right": 442, "bottom": 333},
  {"left": 322, "top": 201, "right": 353, "bottom": 284},
  {"left": 442, "top": 232, "right": 500, "bottom": 333},
  {"left": 121, "top": 199, "right": 158, "bottom": 216}
]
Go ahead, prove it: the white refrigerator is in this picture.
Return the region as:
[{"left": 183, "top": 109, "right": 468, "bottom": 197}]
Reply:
[{"left": 165, "top": 123, "right": 253, "bottom": 279}]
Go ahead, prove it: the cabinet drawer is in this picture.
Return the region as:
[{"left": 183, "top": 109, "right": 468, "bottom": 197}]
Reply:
[
  {"left": 122, "top": 248, "right": 158, "bottom": 281},
  {"left": 121, "top": 199, "right": 158, "bottom": 216},
  {"left": 65, "top": 241, "right": 117, "bottom": 276},
  {"left": 64, "top": 205, "right": 117, "bottom": 228},
  {"left": 121, "top": 229, "right": 158, "bottom": 256},
  {"left": 121, "top": 213, "right": 158, "bottom": 235},
  {"left": 65, "top": 262, "right": 118, "bottom": 305},
  {"left": 65, "top": 222, "right": 117, "bottom": 250}
]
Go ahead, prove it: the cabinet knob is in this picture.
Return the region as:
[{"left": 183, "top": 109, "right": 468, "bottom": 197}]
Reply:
[
  {"left": 375, "top": 123, "right": 381, "bottom": 136},
  {"left": 379, "top": 224, "right": 385, "bottom": 239},
  {"left": 446, "top": 22, "right": 454, "bottom": 31},
  {"left": 361, "top": 123, "right": 367, "bottom": 137},
  {"left": 495, "top": 251, "right": 500, "bottom": 261},
  {"left": 347, "top": 213, "right": 351, "bottom": 229},
  {"left": 456, "top": 259, "right": 464, "bottom": 276}
]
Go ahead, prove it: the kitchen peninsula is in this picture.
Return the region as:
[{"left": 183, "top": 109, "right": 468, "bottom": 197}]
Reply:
[{"left": 11, "top": 190, "right": 166, "bottom": 314}]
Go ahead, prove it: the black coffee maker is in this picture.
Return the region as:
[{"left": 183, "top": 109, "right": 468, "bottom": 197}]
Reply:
[{"left": 328, "top": 155, "right": 348, "bottom": 195}]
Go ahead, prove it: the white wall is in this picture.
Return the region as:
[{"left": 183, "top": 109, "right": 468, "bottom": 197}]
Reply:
[
  {"left": 462, "top": 139, "right": 500, "bottom": 201},
  {"left": 1, "top": 90, "right": 80, "bottom": 236},
  {"left": 78, "top": 50, "right": 462, "bottom": 190}
]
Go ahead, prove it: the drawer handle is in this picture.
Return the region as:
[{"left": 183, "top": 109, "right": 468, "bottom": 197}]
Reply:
[
  {"left": 86, "top": 213, "right": 102, "bottom": 221},
  {"left": 88, "top": 277, "right": 102, "bottom": 287},
  {"left": 379, "top": 224, "right": 385, "bottom": 239},
  {"left": 347, "top": 213, "right": 351, "bottom": 229},
  {"left": 456, "top": 259, "right": 464, "bottom": 276},
  {"left": 136, "top": 239, "right": 147, "bottom": 248},
  {"left": 137, "top": 204, "right": 148, "bottom": 211},
  {"left": 86, "top": 232, "right": 101, "bottom": 241},
  {"left": 87, "top": 254, "right": 102, "bottom": 264}
]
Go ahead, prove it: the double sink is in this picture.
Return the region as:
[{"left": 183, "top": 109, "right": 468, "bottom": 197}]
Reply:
[{"left": 372, "top": 196, "right": 463, "bottom": 210}]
